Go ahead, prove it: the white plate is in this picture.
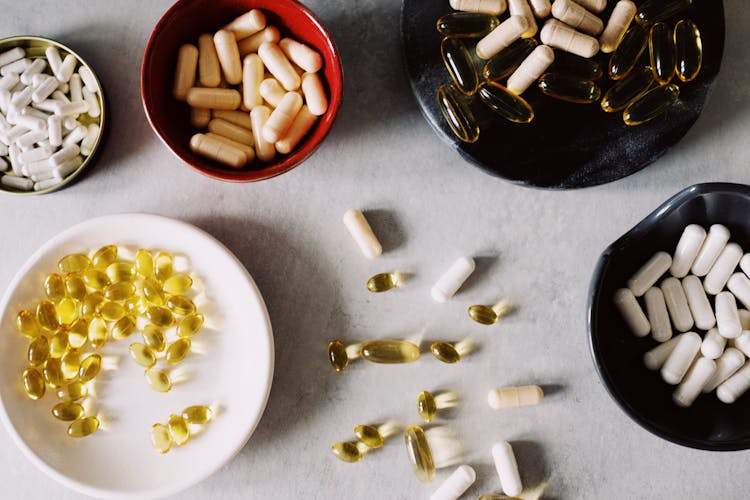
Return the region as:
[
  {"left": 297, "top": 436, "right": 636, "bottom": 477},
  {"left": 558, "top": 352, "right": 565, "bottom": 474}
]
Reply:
[{"left": 0, "top": 213, "right": 274, "bottom": 499}]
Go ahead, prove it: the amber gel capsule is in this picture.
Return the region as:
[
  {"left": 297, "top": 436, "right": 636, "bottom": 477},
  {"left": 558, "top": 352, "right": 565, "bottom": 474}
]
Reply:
[
  {"left": 404, "top": 425, "right": 435, "bottom": 482},
  {"left": 353, "top": 423, "right": 398, "bottom": 449},
  {"left": 437, "top": 12, "right": 500, "bottom": 38},
  {"left": 478, "top": 81, "right": 534, "bottom": 123},
  {"left": 674, "top": 20, "right": 702, "bottom": 82},
  {"left": 437, "top": 83, "right": 479, "bottom": 144},
  {"left": 366, "top": 272, "right": 399, "bottom": 293},
  {"left": 468, "top": 299, "right": 512, "bottom": 325},
  {"left": 68, "top": 416, "right": 99, "bottom": 438},
  {"left": 331, "top": 441, "right": 369, "bottom": 463},
  {"left": 649, "top": 23, "right": 676, "bottom": 85},
  {"left": 360, "top": 339, "right": 420, "bottom": 364},
  {"left": 441, "top": 37, "right": 479, "bottom": 95},
  {"left": 418, "top": 390, "right": 460, "bottom": 422},
  {"left": 482, "top": 38, "right": 538, "bottom": 82},
  {"left": 608, "top": 24, "right": 648, "bottom": 80},
  {"left": 601, "top": 66, "right": 654, "bottom": 113},
  {"left": 623, "top": 84, "right": 680, "bottom": 126},
  {"left": 327, "top": 340, "right": 361, "bottom": 372},
  {"left": 538, "top": 73, "right": 601, "bottom": 103}
]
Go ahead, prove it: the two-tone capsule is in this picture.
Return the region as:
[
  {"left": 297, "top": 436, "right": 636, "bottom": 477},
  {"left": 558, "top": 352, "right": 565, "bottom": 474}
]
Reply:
[
  {"left": 441, "top": 37, "right": 479, "bottom": 96},
  {"left": 477, "top": 82, "right": 534, "bottom": 123},
  {"left": 437, "top": 12, "right": 500, "bottom": 38},
  {"left": 623, "top": 83, "right": 680, "bottom": 126},
  {"left": 437, "top": 83, "right": 480, "bottom": 143},
  {"left": 538, "top": 73, "right": 601, "bottom": 103}
]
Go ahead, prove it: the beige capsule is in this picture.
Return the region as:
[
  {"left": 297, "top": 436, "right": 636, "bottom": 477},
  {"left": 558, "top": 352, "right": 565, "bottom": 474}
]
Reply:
[
  {"left": 599, "top": 0, "right": 637, "bottom": 53},
  {"left": 242, "top": 54, "right": 264, "bottom": 110},
  {"left": 507, "top": 44, "right": 555, "bottom": 95},
  {"left": 212, "top": 109, "right": 252, "bottom": 129},
  {"left": 238, "top": 26, "right": 281, "bottom": 56},
  {"left": 214, "top": 30, "right": 243, "bottom": 85},
  {"left": 173, "top": 44, "right": 198, "bottom": 101},
  {"left": 540, "top": 19, "right": 599, "bottom": 58},
  {"left": 205, "top": 133, "right": 255, "bottom": 163},
  {"left": 450, "top": 0, "right": 507, "bottom": 16},
  {"left": 488, "top": 385, "right": 544, "bottom": 409},
  {"left": 186, "top": 88, "right": 241, "bottom": 110},
  {"left": 476, "top": 15, "right": 530, "bottom": 60},
  {"left": 262, "top": 92, "right": 303, "bottom": 143},
  {"left": 250, "top": 105, "right": 276, "bottom": 162},
  {"left": 279, "top": 38, "right": 323, "bottom": 73},
  {"left": 301, "top": 73, "right": 328, "bottom": 116},
  {"left": 198, "top": 33, "right": 221, "bottom": 88},
  {"left": 529, "top": 0, "right": 551, "bottom": 18},
  {"left": 208, "top": 118, "right": 254, "bottom": 146},
  {"left": 551, "top": 0, "right": 604, "bottom": 36},
  {"left": 259, "top": 78, "right": 286, "bottom": 108},
  {"left": 508, "top": 0, "right": 537, "bottom": 37},
  {"left": 190, "top": 133, "right": 247, "bottom": 169},
  {"left": 223, "top": 9, "right": 266, "bottom": 40},
  {"left": 276, "top": 105, "right": 317, "bottom": 154},
  {"left": 571, "top": 0, "right": 606, "bottom": 13},
  {"left": 258, "top": 42, "right": 301, "bottom": 91},
  {"left": 190, "top": 107, "right": 211, "bottom": 128}
]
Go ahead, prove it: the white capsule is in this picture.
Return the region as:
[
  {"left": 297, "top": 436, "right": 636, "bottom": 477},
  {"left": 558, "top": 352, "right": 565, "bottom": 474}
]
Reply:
[
  {"left": 1, "top": 58, "right": 31, "bottom": 76},
  {"left": 45, "top": 46, "right": 62, "bottom": 75},
  {"left": 528, "top": 0, "right": 551, "bottom": 17},
  {"left": 488, "top": 385, "right": 544, "bottom": 409},
  {"left": 8, "top": 145, "right": 22, "bottom": 175},
  {"left": 19, "top": 58, "right": 45, "bottom": 85},
  {"left": 18, "top": 146, "right": 52, "bottom": 164},
  {"left": 613, "top": 288, "right": 649, "bottom": 337},
  {"left": 0, "top": 47, "right": 25, "bottom": 67},
  {"left": 5, "top": 124, "right": 29, "bottom": 145},
  {"left": 33, "top": 177, "right": 60, "bottom": 191},
  {"left": 551, "top": 0, "right": 603, "bottom": 36},
  {"left": 0, "top": 73, "right": 19, "bottom": 91},
  {"left": 661, "top": 331, "right": 701, "bottom": 384},
  {"left": 47, "top": 115, "right": 62, "bottom": 147},
  {"left": 342, "top": 209, "right": 382, "bottom": 260},
  {"left": 734, "top": 331, "right": 750, "bottom": 358},
  {"left": 52, "top": 100, "right": 89, "bottom": 117},
  {"left": 16, "top": 129, "right": 46, "bottom": 149},
  {"left": 670, "top": 225, "right": 707, "bottom": 277},
  {"left": 22, "top": 106, "right": 49, "bottom": 121},
  {"left": 450, "top": 0, "right": 508, "bottom": 15},
  {"left": 24, "top": 158, "right": 54, "bottom": 177},
  {"left": 63, "top": 125, "right": 87, "bottom": 147},
  {"left": 13, "top": 114, "right": 46, "bottom": 133},
  {"left": 703, "top": 243, "right": 743, "bottom": 295},
  {"left": 740, "top": 254, "right": 750, "bottom": 279},
  {"left": 241, "top": 54, "right": 264, "bottom": 110},
  {"left": 703, "top": 347, "right": 746, "bottom": 393},
  {"left": 238, "top": 26, "right": 282, "bottom": 56},
  {"left": 52, "top": 90, "right": 71, "bottom": 104},
  {"left": 727, "top": 273, "right": 750, "bottom": 311},
  {"left": 301, "top": 72, "right": 328, "bottom": 116},
  {"left": 80, "top": 124, "right": 99, "bottom": 156},
  {"left": 643, "top": 287, "right": 671, "bottom": 342},
  {"left": 717, "top": 361, "right": 750, "bottom": 403},
  {"left": 258, "top": 42, "right": 301, "bottom": 91},
  {"left": 673, "top": 357, "right": 716, "bottom": 407},
  {"left": 68, "top": 73, "right": 82, "bottom": 103},
  {"left": 11, "top": 86, "right": 33, "bottom": 109},
  {"left": 1, "top": 174, "right": 33, "bottom": 190},
  {"left": 262, "top": 91, "right": 302, "bottom": 143},
  {"left": 491, "top": 441, "right": 522, "bottom": 497},
  {"left": 599, "top": 0, "right": 636, "bottom": 53},
  {"left": 508, "top": 0, "right": 537, "bottom": 37},
  {"left": 83, "top": 88, "right": 100, "bottom": 118},
  {"left": 681, "top": 275, "right": 715, "bottom": 331},
  {"left": 540, "top": 19, "right": 600, "bottom": 58},
  {"left": 660, "top": 277, "right": 693, "bottom": 332},
  {"left": 572, "top": 0, "right": 606, "bottom": 12},
  {"left": 50, "top": 144, "right": 80, "bottom": 167},
  {"left": 644, "top": 335, "right": 682, "bottom": 370},
  {"left": 716, "top": 291, "right": 742, "bottom": 339},
  {"left": 476, "top": 15, "right": 530, "bottom": 60},
  {"left": 691, "top": 224, "right": 730, "bottom": 276},
  {"left": 628, "top": 251, "right": 671, "bottom": 297},
  {"left": 53, "top": 155, "right": 83, "bottom": 180},
  {"left": 223, "top": 9, "right": 266, "bottom": 40},
  {"left": 250, "top": 105, "right": 275, "bottom": 162},
  {"left": 259, "top": 78, "right": 285, "bottom": 108},
  {"left": 429, "top": 464, "right": 476, "bottom": 500},
  {"left": 57, "top": 54, "right": 77, "bottom": 83},
  {"left": 701, "top": 328, "right": 726, "bottom": 360},
  {"left": 432, "top": 257, "right": 476, "bottom": 303},
  {"left": 62, "top": 117, "right": 79, "bottom": 131},
  {"left": 78, "top": 66, "right": 99, "bottom": 93},
  {"left": 275, "top": 105, "right": 317, "bottom": 155},
  {"left": 507, "top": 44, "right": 555, "bottom": 95}
]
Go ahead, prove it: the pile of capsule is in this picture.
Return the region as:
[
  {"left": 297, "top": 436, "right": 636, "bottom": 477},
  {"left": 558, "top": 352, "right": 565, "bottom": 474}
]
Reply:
[
  {"left": 17, "top": 245, "right": 205, "bottom": 438},
  {"left": 437, "top": 0, "right": 703, "bottom": 143},
  {"left": 173, "top": 9, "right": 328, "bottom": 169},
  {"left": 0, "top": 45, "right": 101, "bottom": 192},
  {"left": 150, "top": 405, "right": 214, "bottom": 454},
  {"left": 615, "top": 224, "right": 750, "bottom": 407}
]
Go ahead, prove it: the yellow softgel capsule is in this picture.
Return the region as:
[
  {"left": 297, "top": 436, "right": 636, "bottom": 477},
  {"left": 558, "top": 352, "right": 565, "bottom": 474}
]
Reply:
[
  {"left": 145, "top": 369, "right": 172, "bottom": 392},
  {"left": 22, "top": 368, "right": 45, "bottom": 400},
  {"left": 331, "top": 441, "right": 368, "bottom": 463},
  {"left": 418, "top": 390, "right": 438, "bottom": 422},
  {"left": 151, "top": 423, "right": 172, "bottom": 454},
  {"left": 65, "top": 274, "right": 87, "bottom": 301},
  {"left": 166, "top": 295, "right": 196, "bottom": 316},
  {"left": 468, "top": 299, "right": 512, "bottom": 325},
  {"left": 81, "top": 292, "right": 105, "bottom": 318},
  {"left": 430, "top": 342, "right": 461, "bottom": 364},
  {"left": 67, "top": 416, "right": 99, "bottom": 438},
  {"left": 58, "top": 253, "right": 90, "bottom": 274},
  {"left": 129, "top": 343, "right": 156, "bottom": 368},
  {"left": 78, "top": 354, "right": 102, "bottom": 382},
  {"left": 100, "top": 301, "right": 126, "bottom": 322},
  {"left": 27, "top": 335, "right": 50, "bottom": 366},
  {"left": 68, "top": 319, "right": 89, "bottom": 349},
  {"left": 104, "top": 282, "right": 136, "bottom": 301},
  {"left": 83, "top": 268, "right": 110, "bottom": 290},
  {"left": 182, "top": 405, "right": 213, "bottom": 424},
  {"left": 106, "top": 262, "right": 136, "bottom": 283},
  {"left": 124, "top": 296, "right": 147, "bottom": 315},
  {"left": 56, "top": 381, "right": 87, "bottom": 401},
  {"left": 16, "top": 310, "right": 40, "bottom": 338},
  {"left": 168, "top": 414, "right": 190, "bottom": 445},
  {"left": 142, "top": 279, "right": 165, "bottom": 306},
  {"left": 366, "top": 272, "right": 399, "bottom": 293},
  {"left": 88, "top": 317, "right": 108, "bottom": 349},
  {"left": 154, "top": 252, "right": 174, "bottom": 282},
  {"left": 51, "top": 401, "right": 84, "bottom": 421},
  {"left": 404, "top": 425, "right": 435, "bottom": 482},
  {"left": 146, "top": 306, "right": 175, "bottom": 328},
  {"left": 56, "top": 298, "right": 79, "bottom": 326},
  {"left": 112, "top": 315, "right": 137, "bottom": 340},
  {"left": 37, "top": 300, "right": 59, "bottom": 331},
  {"left": 44, "top": 273, "right": 66, "bottom": 303},
  {"left": 43, "top": 358, "right": 64, "bottom": 388},
  {"left": 177, "top": 313, "right": 204, "bottom": 338},
  {"left": 142, "top": 324, "right": 166, "bottom": 352},
  {"left": 91, "top": 245, "right": 118, "bottom": 269},
  {"left": 136, "top": 249, "right": 155, "bottom": 278},
  {"left": 49, "top": 330, "right": 69, "bottom": 358},
  {"left": 360, "top": 339, "right": 420, "bottom": 364},
  {"left": 354, "top": 424, "right": 385, "bottom": 449},
  {"left": 328, "top": 340, "right": 349, "bottom": 372},
  {"left": 166, "top": 338, "right": 191, "bottom": 365},
  {"left": 61, "top": 350, "right": 81, "bottom": 379},
  {"left": 163, "top": 274, "right": 193, "bottom": 295}
]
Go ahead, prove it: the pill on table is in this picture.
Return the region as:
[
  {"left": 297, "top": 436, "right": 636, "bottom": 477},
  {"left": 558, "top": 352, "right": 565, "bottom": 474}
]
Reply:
[
  {"left": 172, "top": 44, "right": 198, "bottom": 101},
  {"left": 302, "top": 72, "right": 328, "bottom": 116},
  {"left": 430, "top": 465, "right": 476, "bottom": 500},
  {"left": 431, "top": 257, "right": 476, "bottom": 303},
  {"left": 508, "top": 0, "right": 537, "bottom": 38},
  {"left": 716, "top": 291, "right": 742, "bottom": 339},
  {"left": 628, "top": 251, "right": 671, "bottom": 297},
  {"left": 735, "top": 331, "right": 750, "bottom": 358},
  {"left": 660, "top": 277, "right": 693, "bottom": 332},
  {"left": 682, "top": 275, "right": 715, "bottom": 331},
  {"left": 507, "top": 44, "right": 555, "bottom": 95},
  {"left": 692, "top": 224, "right": 730, "bottom": 276},
  {"left": 279, "top": 38, "right": 323, "bottom": 74},
  {"left": 223, "top": 9, "right": 266, "bottom": 40},
  {"left": 276, "top": 105, "right": 317, "bottom": 154},
  {"left": 540, "top": 19, "right": 599, "bottom": 58},
  {"left": 551, "top": 0, "right": 604, "bottom": 36},
  {"left": 704, "top": 243, "right": 743, "bottom": 295},
  {"left": 599, "top": 0, "right": 636, "bottom": 53},
  {"left": 613, "top": 288, "right": 649, "bottom": 337},
  {"left": 186, "top": 88, "right": 241, "bottom": 110},
  {"left": 250, "top": 105, "right": 275, "bottom": 162},
  {"left": 476, "top": 15, "right": 530, "bottom": 60},
  {"left": 342, "top": 209, "right": 382, "bottom": 259},
  {"left": 701, "top": 328, "right": 726, "bottom": 360},
  {"left": 673, "top": 356, "right": 716, "bottom": 407},
  {"left": 258, "top": 42, "right": 301, "bottom": 91},
  {"left": 241, "top": 54, "right": 264, "bottom": 110},
  {"left": 450, "top": 0, "right": 508, "bottom": 15},
  {"left": 208, "top": 118, "right": 253, "bottom": 146},
  {"left": 238, "top": 26, "right": 281, "bottom": 56},
  {"left": 717, "top": 361, "right": 750, "bottom": 404},
  {"left": 492, "top": 441, "right": 522, "bottom": 496},
  {"left": 488, "top": 385, "right": 543, "bottom": 409},
  {"left": 703, "top": 347, "right": 746, "bottom": 393},
  {"left": 670, "top": 224, "right": 707, "bottom": 277},
  {"left": 644, "top": 335, "right": 681, "bottom": 370},
  {"left": 262, "top": 91, "right": 302, "bottom": 143},
  {"left": 644, "top": 287, "right": 672, "bottom": 342},
  {"left": 189, "top": 133, "right": 246, "bottom": 168},
  {"left": 198, "top": 34, "right": 222, "bottom": 88},
  {"left": 661, "top": 331, "right": 701, "bottom": 384}
]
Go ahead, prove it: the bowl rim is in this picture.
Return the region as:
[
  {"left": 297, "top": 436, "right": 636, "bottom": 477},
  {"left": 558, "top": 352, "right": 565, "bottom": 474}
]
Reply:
[
  {"left": 140, "top": 0, "right": 343, "bottom": 183},
  {"left": 587, "top": 182, "right": 750, "bottom": 451},
  {"left": 0, "top": 35, "right": 106, "bottom": 196}
]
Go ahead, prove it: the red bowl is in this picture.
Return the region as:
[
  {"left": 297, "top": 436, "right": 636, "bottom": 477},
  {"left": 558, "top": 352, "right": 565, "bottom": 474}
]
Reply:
[{"left": 141, "top": 0, "right": 342, "bottom": 182}]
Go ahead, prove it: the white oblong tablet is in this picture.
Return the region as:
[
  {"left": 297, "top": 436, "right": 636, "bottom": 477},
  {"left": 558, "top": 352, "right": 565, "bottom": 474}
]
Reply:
[
  {"left": 670, "top": 224, "right": 706, "bottom": 278},
  {"left": 716, "top": 291, "right": 742, "bottom": 339},
  {"left": 703, "top": 347, "right": 746, "bottom": 393},
  {"left": 613, "top": 288, "right": 650, "bottom": 337},
  {"left": 716, "top": 361, "right": 750, "bottom": 403},
  {"left": 491, "top": 441, "right": 522, "bottom": 497},
  {"left": 692, "top": 224, "right": 730, "bottom": 276},
  {"left": 627, "top": 251, "right": 671, "bottom": 297},
  {"left": 660, "top": 277, "right": 693, "bottom": 332},
  {"left": 701, "top": 328, "right": 726, "bottom": 360},
  {"left": 682, "top": 275, "right": 716, "bottom": 331},
  {"left": 673, "top": 357, "right": 716, "bottom": 407},
  {"left": 644, "top": 287, "right": 672, "bottom": 342},
  {"left": 429, "top": 464, "right": 476, "bottom": 500},
  {"left": 661, "top": 331, "right": 701, "bottom": 385},
  {"left": 727, "top": 273, "right": 750, "bottom": 310},
  {"left": 431, "top": 257, "right": 476, "bottom": 303},
  {"left": 644, "top": 335, "right": 681, "bottom": 370},
  {"left": 704, "top": 242, "right": 743, "bottom": 295}
]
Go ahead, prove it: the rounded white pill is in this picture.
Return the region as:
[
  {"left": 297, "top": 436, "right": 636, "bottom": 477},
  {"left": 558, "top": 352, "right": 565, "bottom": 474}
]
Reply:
[
  {"left": 476, "top": 15, "right": 530, "bottom": 60},
  {"left": 20, "top": 58, "right": 45, "bottom": 86},
  {"left": 704, "top": 242, "right": 743, "bottom": 295},
  {"left": 734, "top": 331, "right": 750, "bottom": 357},
  {"left": 692, "top": 224, "right": 730, "bottom": 277},
  {"left": 259, "top": 78, "right": 286, "bottom": 108},
  {"left": 671, "top": 225, "right": 707, "bottom": 278},
  {"left": 599, "top": 0, "right": 636, "bottom": 53},
  {"left": 508, "top": 0, "right": 537, "bottom": 37},
  {"left": 701, "top": 328, "right": 726, "bottom": 360},
  {"left": 716, "top": 291, "right": 742, "bottom": 339},
  {"left": 716, "top": 361, "right": 750, "bottom": 403},
  {"left": 540, "top": 19, "right": 599, "bottom": 58},
  {"left": 614, "top": 288, "right": 649, "bottom": 338},
  {"left": 661, "top": 331, "right": 701, "bottom": 385},
  {"left": 682, "top": 275, "right": 716, "bottom": 331},
  {"left": 450, "top": 0, "right": 508, "bottom": 16},
  {"left": 431, "top": 257, "right": 476, "bottom": 303},
  {"left": 1, "top": 174, "right": 32, "bottom": 190},
  {"left": 429, "top": 465, "right": 476, "bottom": 500},
  {"left": 660, "top": 277, "right": 693, "bottom": 333},
  {"left": 342, "top": 209, "right": 382, "bottom": 260},
  {"left": 673, "top": 357, "right": 716, "bottom": 407},
  {"left": 0, "top": 47, "right": 25, "bottom": 67},
  {"left": 628, "top": 251, "right": 672, "bottom": 297},
  {"left": 506, "top": 44, "right": 555, "bottom": 95},
  {"left": 644, "top": 335, "right": 682, "bottom": 370},
  {"left": 492, "top": 441, "right": 522, "bottom": 497},
  {"left": 57, "top": 54, "right": 77, "bottom": 83},
  {"left": 727, "top": 273, "right": 750, "bottom": 311},
  {"left": 703, "top": 347, "right": 746, "bottom": 393}
]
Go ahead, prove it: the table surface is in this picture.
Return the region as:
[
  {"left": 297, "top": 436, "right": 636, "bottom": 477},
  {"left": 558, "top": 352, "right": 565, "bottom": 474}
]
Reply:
[{"left": 0, "top": 1, "right": 748, "bottom": 499}]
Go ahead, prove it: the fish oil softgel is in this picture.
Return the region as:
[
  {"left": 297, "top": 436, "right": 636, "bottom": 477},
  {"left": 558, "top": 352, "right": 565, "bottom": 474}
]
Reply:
[
  {"left": 417, "top": 390, "right": 460, "bottom": 422},
  {"left": 404, "top": 424, "right": 462, "bottom": 483},
  {"left": 468, "top": 298, "right": 512, "bottom": 325},
  {"left": 331, "top": 421, "right": 398, "bottom": 463},
  {"left": 174, "top": 9, "right": 328, "bottom": 169},
  {"left": 151, "top": 405, "right": 215, "bottom": 453}
]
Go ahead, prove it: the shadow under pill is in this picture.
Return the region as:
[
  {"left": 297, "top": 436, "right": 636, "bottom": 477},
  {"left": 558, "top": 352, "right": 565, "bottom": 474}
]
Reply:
[
  {"left": 511, "top": 440, "right": 549, "bottom": 494},
  {"left": 363, "top": 209, "right": 407, "bottom": 254},
  {"left": 459, "top": 255, "right": 500, "bottom": 296},
  {"left": 539, "top": 383, "right": 565, "bottom": 399}
]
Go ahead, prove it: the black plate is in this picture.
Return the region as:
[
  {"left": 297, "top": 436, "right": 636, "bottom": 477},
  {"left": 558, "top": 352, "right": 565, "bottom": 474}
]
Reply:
[
  {"left": 400, "top": 1, "right": 725, "bottom": 189},
  {"left": 589, "top": 183, "right": 750, "bottom": 450}
]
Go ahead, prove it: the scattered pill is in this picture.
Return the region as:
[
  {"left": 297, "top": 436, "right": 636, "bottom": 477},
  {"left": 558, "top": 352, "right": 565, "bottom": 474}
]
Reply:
[
  {"left": 492, "top": 441, "right": 523, "bottom": 496},
  {"left": 360, "top": 339, "right": 420, "bottom": 364},
  {"left": 342, "top": 209, "right": 382, "bottom": 260},
  {"left": 488, "top": 385, "right": 543, "bottom": 409},
  {"left": 431, "top": 257, "right": 476, "bottom": 303},
  {"left": 430, "top": 465, "right": 476, "bottom": 500}
]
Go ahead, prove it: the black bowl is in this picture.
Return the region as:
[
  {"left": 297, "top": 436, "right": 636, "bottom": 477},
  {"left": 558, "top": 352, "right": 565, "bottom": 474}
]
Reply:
[{"left": 588, "top": 183, "right": 750, "bottom": 450}]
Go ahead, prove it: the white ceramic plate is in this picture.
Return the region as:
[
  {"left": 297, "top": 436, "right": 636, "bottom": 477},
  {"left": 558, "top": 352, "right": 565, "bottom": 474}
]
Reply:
[{"left": 0, "top": 213, "right": 274, "bottom": 499}]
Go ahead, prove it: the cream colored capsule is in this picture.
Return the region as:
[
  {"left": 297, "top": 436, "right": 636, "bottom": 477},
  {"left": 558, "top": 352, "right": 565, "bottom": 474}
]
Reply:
[
  {"left": 673, "top": 357, "right": 716, "bottom": 407},
  {"left": 258, "top": 42, "right": 301, "bottom": 91},
  {"left": 716, "top": 291, "right": 742, "bottom": 339},
  {"left": 208, "top": 118, "right": 254, "bottom": 146},
  {"left": 529, "top": 0, "right": 551, "bottom": 18},
  {"left": 644, "top": 335, "right": 681, "bottom": 370},
  {"left": 661, "top": 277, "right": 693, "bottom": 333},
  {"left": 343, "top": 209, "right": 382, "bottom": 259},
  {"left": 599, "top": 0, "right": 636, "bottom": 53},
  {"left": 704, "top": 243, "right": 743, "bottom": 295},
  {"left": 670, "top": 224, "right": 706, "bottom": 278},
  {"left": 262, "top": 92, "right": 303, "bottom": 143},
  {"left": 728, "top": 273, "right": 750, "bottom": 310},
  {"left": 661, "top": 331, "right": 701, "bottom": 385},
  {"left": 450, "top": 0, "right": 507, "bottom": 15},
  {"left": 540, "top": 19, "right": 599, "bottom": 58},
  {"left": 571, "top": 0, "right": 606, "bottom": 13},
  {"left": 701, "top": 328, "right": 727, "bottom": 360},
  {"left": 717, "top": 361, "right": 750, "bottom": 403},
  {"left": 186, "top": 88, "right": 241, "bottom": 110},
  {"left": 703, "top": 348, "right": 746, "bottom": 393},
  {"left": 214, "top": 30, "right": 243, "bottom": 85},
  {"left": 551, "top": 0, "right": 604, "bottom": 36},
  {"left": 238, "top": 26, "right": 281, "bottom": 56},
  {"left": 212, "top": 109, "right": 252, "bottom": 129},
  {"left": 223, "top": 9, "right": 266, "bottom": 40},
  {"left": 190, "top": 107, "right": 211, "bottom": 128},
  {"left": 250, "top": 105, "right": 276, "bottom": 162},
  {"left": 301, "top": 72, "right": 328, "bottom": 116},
  {"left": 172, "top": 44, "right": 198, "bottom": 101},
  {"left": 487, "top": 385, "right": 543, "bottom": 409},
  {"left": 613, "top": 288, "right": 649, "bottom": 337},
  {"left": 198, "top": 33, "right": 221, "bottom": 87},
  {"left": 692, "top": 224, "right": 730, "bottom": 277},
  {"left": 476, "top": 15, "right": 530, "bottom": 60},
  {"left": 190, "top": 133, "right": 246, "bottom": 168},
  {"left": 205, "top": 133, "right": 255, "bottom": 163},
  {"left": 259, "top": 78, "right": 286, "bottom": 107},
  {"left": 507, "top": 44, "right": 555, "bottom": 95},
  {"left": 627, "top": 251, "right": 671, "bottom": 297},
  {"left": 242, "top": 54, "right": 264, "bottom": 110},
  {"left": 682, "top": 275, "right": 715, "bottom": 331},
  {"left": 644, "top": 287, "right": 672, "bottom": 343},
  {"left": 508, "top": 0, "right": 537, "bottom": 37},
  {"left": 276, "top": 105, "right": 317, "bottom": 154},
  {"left": 279, "top": 38, "right": 323, "bottom": 73}
]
